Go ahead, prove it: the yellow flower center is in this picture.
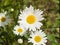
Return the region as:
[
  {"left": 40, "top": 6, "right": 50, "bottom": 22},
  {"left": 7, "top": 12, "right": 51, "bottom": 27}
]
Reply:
[
  {"left": 18, "top": 28, "right": 23, "bottom": 33},
  {"left": 26, "top": 14, "right": 36, "bottom": 24},
  {"left": 34, "top": 36, "right": 41, "bottom": 43},
  {"left": 0, "top": 17, "right": 6, "bottom": 22}
]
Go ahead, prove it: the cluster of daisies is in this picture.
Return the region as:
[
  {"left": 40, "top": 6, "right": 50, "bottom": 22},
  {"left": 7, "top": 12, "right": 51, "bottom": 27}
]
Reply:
[{"left": 0, "top": 5, "right": 47, "bottom": 45}]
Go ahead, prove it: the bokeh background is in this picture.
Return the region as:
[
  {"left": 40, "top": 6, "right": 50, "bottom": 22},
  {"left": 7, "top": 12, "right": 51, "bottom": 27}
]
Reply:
[{"left": 0, "top": 0, "right": 59, "bottom": 45}]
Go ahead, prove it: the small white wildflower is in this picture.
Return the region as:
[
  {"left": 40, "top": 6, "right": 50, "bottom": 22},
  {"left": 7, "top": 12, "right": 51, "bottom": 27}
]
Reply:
[
  {"left": 13, "top": 25, "right": 27, "bottom": 36},
  {"left": 28, "top": 30, "right": 47, "bottom": 45},
  {"left": 10, "top": 8, "right": 14, "bottom": 11},
  {"left": 18, "top": 38, "right": 23, "bottom": 44},
  {"left": 0, "top": 11, "right": 11, "bottom": 27}
]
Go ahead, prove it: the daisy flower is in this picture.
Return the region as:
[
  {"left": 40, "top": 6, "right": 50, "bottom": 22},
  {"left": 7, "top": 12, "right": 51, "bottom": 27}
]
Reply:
[
  {"left": 18, "top": 5, "right": 44, "bottom": 31},
  {"left": 0, "top": 12, "right": 11, "bottom": 27},
  {"left": 28, "top": 30, "right": 47, "bottom": 45},
  {"left": 13, "top": 25, "right": 27, "bottom": 36}
]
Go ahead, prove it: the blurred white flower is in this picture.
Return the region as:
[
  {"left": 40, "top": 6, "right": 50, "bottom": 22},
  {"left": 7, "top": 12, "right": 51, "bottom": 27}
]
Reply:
[
  {"left": 0, "top": 12, "right": 11, "bottom": 27},
  {"left": 13, "top": 25, "right": 27, "bottom": 36},
  {"left": 28, "top": 30, "right": 47, "bottom": 45},
  {"left": 18, "top": 5, "right": 44, "bottom": 31},
  {"left": 10, "top": 8, "right": 14, "bottom": 11},
  {"left": 18, "top": 38, "right": 23, "bottom": 44}
]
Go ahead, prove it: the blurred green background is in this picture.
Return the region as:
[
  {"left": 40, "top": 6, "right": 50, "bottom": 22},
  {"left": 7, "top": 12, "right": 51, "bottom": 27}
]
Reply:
[{"left": 0, "top": 0, "right": 60, "bottom": 45}]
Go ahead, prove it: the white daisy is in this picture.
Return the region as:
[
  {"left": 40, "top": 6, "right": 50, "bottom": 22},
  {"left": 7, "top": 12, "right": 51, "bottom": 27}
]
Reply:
[
  {"left": 18, "top": 5, "right": 44, "bottom": 31},
  {"left": 0, "top": 12, "right": 11, "bottom": 27},
  {"left": 28, "top": 30, "right": 47, "bottom": 45},
  {"left": 13, "top": 25, "right": 27, "bottom": 36}
]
